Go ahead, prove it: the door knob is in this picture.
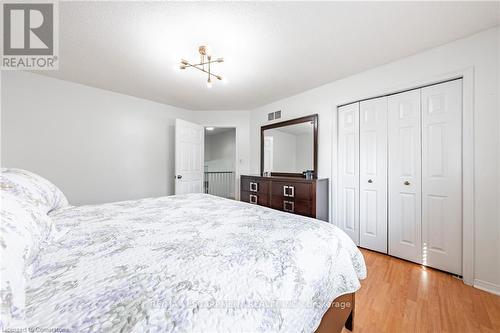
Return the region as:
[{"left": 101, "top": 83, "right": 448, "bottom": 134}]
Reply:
[
  {"left": 404, "top": 181, "right": 410, "bottom": 185},
  {"left": 176, "top": 175, "right": 182, "bottom": 179},
  {"left": 368, "top": 179, "right": 373, "bottom": 183}
]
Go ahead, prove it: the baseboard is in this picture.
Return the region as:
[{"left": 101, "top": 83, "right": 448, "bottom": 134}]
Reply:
[{"left": 474, "top": 279, "right": 500, "bottom": 296}]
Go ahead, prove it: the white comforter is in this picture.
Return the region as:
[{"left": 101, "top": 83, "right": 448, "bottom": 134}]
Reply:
[{"left": 26, "top": 194, "right": 366, "bottom": 332}]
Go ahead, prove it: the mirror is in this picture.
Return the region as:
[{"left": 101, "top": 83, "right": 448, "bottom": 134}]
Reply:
[{"left": 261, "top": 114, "right": 318, "bottom": 178}]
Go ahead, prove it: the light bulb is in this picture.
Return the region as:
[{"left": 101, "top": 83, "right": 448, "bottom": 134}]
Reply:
[
  {"left": 206, "top": 80, "right": 212, "bottom": 88},
  {"left": 205, "top": 45, "right": 213, "bottom": 56}
]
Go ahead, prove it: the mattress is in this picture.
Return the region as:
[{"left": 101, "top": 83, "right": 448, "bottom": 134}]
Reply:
[{"left": 26, "top": 193, "right": 366, "bottom": 332}]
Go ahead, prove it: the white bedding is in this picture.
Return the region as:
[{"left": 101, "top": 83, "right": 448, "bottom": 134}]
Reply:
[{"left": 25, "top": 193, "right": 366, "bottom": 332}]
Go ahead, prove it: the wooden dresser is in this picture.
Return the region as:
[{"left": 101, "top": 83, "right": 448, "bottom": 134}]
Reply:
[{"left": 240, "top": 175, "right": 328, "bottom": 221}]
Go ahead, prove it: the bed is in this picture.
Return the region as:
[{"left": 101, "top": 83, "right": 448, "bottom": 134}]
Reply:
[{"left": 1, "top": 168, "right": 366, "bottom": 332}]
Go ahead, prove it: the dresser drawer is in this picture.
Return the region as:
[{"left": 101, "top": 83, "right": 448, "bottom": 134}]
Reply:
[
  {"left": 241, "top": 191, "right": 270, "bottom": 206},
  {"left": 271, "top": 181, "right": 312, "bottom": 200},
  {"left": 270, "top": 196, "right": 312, "bottom": 217},
  {"left": 240, "top": 175, "right": 328, "bottom": 220},
  {"left": 241, "top": 177, "right": 269, "bottom": 194}
]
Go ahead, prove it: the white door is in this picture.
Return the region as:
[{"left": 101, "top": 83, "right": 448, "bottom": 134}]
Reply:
[
  {"left": 388, "top": 90, "right": 422, "bottom": 264},
  {"left": 337, "top": 103, "right": 360, "bottom": 245},
  {"left": 175, "top": 119, "right": 204, "bottom": 195},
  {"left": 359, "top": 97, "right": 388, "bottom": 253},
  {"left": 421, "top": 80, "right": 462, "bottom": 275}
]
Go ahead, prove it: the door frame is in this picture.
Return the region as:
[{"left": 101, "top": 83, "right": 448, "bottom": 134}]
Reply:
[
  {"left": 201, "top": 126, "right": 239, "bottom": 200},
  {"left": 330, "top": 67, "right": 474, "bottom": 285}
]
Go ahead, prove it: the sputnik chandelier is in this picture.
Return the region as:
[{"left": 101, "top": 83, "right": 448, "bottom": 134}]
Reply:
[{"left": 179, "top": 45, "right": 225, "bottom": 88}]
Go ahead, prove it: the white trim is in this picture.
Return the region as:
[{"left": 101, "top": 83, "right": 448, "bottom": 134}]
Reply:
[
  {"left": 329, "top": 101, "right": 338, "bottom": 225},
  {"left": 330, "top": 67, "right": 475, "bottom": 285},
  {"left": 474, "top": 279, "right": 500, "bottom": 296},
  {"left": 461, "top": 68, "right": 475, "bottom": 286}
]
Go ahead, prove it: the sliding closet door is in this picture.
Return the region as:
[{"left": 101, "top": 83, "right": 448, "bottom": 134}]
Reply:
[
  {"left": 421, "top": 80, "right": 462, "bottom": 275},
  {"left": 359, "top": 97, "right": 388, "bottom": 253},
  {"left": 388, "top": 90, "right": 422, "bottom": 264},
  {"left": 337, "top": 103, "right": 360, "bottom": 245}
]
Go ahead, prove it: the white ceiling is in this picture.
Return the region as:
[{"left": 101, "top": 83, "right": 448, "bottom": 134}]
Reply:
[{"left": 37, "top": 1, "right": 500, "bottom": 110}]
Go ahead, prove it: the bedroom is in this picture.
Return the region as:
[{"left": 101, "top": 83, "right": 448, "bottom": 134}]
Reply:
[{"left": 1, "top": 1, "right": 499, "bottom": 332}]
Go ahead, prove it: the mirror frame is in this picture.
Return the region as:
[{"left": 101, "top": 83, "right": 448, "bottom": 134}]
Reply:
[{"left": 260, "top": 114, "right": 318, "bottom": 178}]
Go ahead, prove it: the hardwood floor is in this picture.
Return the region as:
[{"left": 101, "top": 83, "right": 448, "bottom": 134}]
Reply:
[{"left": 343, "top": 248, "right": 500, "bottom": 333}]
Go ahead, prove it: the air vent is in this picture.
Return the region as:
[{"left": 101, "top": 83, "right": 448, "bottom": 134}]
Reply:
[{"left": 268, "top": 110, "right": 282, "bottom": 121}]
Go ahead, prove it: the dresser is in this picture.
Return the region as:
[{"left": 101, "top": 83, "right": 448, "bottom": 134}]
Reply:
[{"left": 240, "top": 175, "right": 328, "bottom": 221}]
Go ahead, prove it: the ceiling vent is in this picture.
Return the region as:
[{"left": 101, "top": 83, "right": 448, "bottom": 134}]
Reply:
[{"left": 268, "top": 110, "right": 282, "bottom": 121}]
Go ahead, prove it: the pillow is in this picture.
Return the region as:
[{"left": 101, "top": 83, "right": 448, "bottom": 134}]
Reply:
[
  {"left": 0, "top": 192, "right": 54, "bottom": 329},
  {"left": 0, "top": 168, "right": 69, "bottom": 213},
  {"left": 0, "top": 169, "right": 68, "bottom": 329}
]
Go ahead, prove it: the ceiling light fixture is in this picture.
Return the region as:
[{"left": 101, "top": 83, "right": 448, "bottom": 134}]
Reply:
[
  {"left": 179, "top": 45, "right": 225, "bottom": 88},
  {"left": 205, "top": 127, "right": 215, "bottom": 131}
]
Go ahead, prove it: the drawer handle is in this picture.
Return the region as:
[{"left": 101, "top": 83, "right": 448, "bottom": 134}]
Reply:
[
  {"left": 283, "top": 185, "right": 295, "bottom": 198},
  {"left": 404, "top": 181, "right": 410, "bottom": 186},
  {"left": 249, "top": 194, "right": 257, "bottom": 204},
  {"left": 283, "top": 200, "right": 294, "bottom": 212},
  {"left": 250, "top": 182, "right": 258, "bottom": 192}
]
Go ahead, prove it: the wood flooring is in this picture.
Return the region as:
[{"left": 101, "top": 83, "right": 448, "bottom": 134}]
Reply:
[{"left": 343, "top": 248, "right": 500, "bottom": 333}]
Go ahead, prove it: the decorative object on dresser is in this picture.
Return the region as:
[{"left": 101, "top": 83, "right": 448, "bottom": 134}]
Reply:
[{"left": 241, "top": 175, "right": 328, "bottom": 221}]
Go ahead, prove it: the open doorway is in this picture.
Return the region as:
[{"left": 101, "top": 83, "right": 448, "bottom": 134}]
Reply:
[{"left": 204, "top": 127, "right": 236, "bottom": 199}]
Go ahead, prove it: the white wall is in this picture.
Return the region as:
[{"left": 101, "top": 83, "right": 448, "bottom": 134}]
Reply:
[
  {"left": 192, "top": 110, "right": 251, "bottom": 200},
  {"left": 204, "top": 129, "right": 236, "bottom": 172},
  {"left": 248, "top": 27, "right": 500, "bottom": 291},
  {"left": 1, "top": 71, "right": 193, "bottom": 205}
]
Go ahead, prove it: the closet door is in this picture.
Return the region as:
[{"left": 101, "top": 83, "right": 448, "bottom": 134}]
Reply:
[
  {"left": 359, "top": 97, "right": 388, "bottom": 253},
  {"left": 421, "top": 80, "right": 462, "bottom": 275},
  {"left": 337, "top": 103, "right": 360, "bottom": 245},
  {"left": 388, "top": 90, "right": 422, "bottom": 264}
]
